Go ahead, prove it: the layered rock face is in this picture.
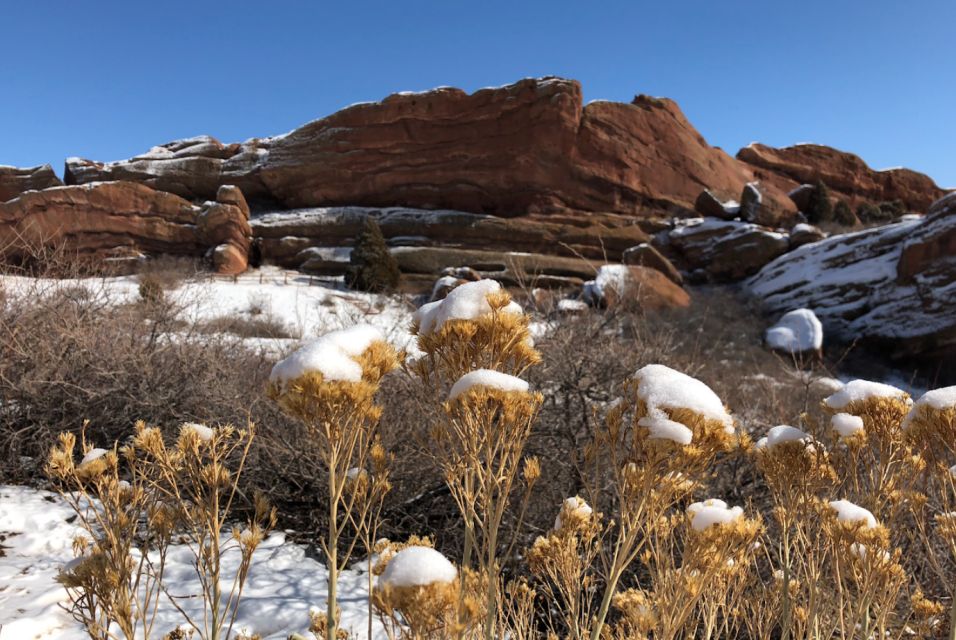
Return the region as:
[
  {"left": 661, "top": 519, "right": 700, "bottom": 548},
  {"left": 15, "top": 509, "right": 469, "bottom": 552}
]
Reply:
[
  {"left": 738, "top": 143, "right": 947, "bottom": 212},
  {"left": 666, "top": 219, "right": 790, "bottom": 282},
  {"left": 0, "top": 182, "right": 250, "bottom": 274},
  {"left": 748, "top": 192, "right": 956, "bottom": 360},
  {"left": 0, "top": 165, "right": 63, "bottom": 202},
  {"left": 65, "top": 78, "right": 797, "bottom": 223}
]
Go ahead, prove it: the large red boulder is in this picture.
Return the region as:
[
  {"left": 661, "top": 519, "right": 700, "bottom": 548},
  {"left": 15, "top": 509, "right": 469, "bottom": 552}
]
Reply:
[
  {"left": 737, "top": 143, "right": 948, "bottom": 213},
  {"left": 64, "top": 77, "right": 797, "bottom": 224}
]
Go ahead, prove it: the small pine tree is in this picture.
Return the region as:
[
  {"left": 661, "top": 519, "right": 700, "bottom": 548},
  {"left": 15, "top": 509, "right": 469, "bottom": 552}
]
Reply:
[
  {"left": 345, "top": 218, "right": 400, "bottom": 292},
  {"left": 834, "top": 200, "right": 857, "bottom": 227},
  {"left": 806, "top": 179, "right": 833, "bottom": 224}
]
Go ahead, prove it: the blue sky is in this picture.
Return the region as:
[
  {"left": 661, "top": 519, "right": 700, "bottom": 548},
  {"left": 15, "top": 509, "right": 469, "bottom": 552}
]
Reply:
[{"left": 2, "top": 1, "right": 954, "bottom": 187}]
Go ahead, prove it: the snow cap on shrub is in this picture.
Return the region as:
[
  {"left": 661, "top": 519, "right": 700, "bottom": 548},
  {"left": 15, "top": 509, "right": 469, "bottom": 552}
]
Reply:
[
  {"left": 824, "top": 379, "right": 909, "bottom": 410},
  {"left": 448, "top": 368, "right": 529, "bottom": 401},
  {"left": 831, "top": 413, "right": 864, "bottom": 438},
  {"left": 269, "top": 324, "right": 385, "bottom": 385},
  {"left": 79, "top": 448, "right": 108, "bottom": 467},
  {"left": 638, "top": 416, "right": 693, "bottom": 445},
  {"left": 902, "top": 386, "right": 956, "bottom": 431},
  {"left": 755, "top": 425, "right": 811, "bottom": 450},
  {"left": 686, "top": 499, "right": 743, "bottom": 531},
  {"left": 181, "top": 422, "right": 215, "bottom": 442},
  {"left": 828, "top": 499, "right": 877, "bottom": 528},
  {"left": 554, "top": 496, "right": 593, "bottom": 531},
  {"left": 380, "top": 546, "right": 457, "bottom": 588},
  {"left": 414, "top": 279, "right": 522, "bottom": 335},
  {"left": 633, "top": 364, "right": 733, "bottom": 433}
]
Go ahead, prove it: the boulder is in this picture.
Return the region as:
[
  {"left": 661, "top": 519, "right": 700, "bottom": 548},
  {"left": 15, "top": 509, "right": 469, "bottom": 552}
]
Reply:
[
  {"left": 747, "top": 192, "right": 956, "bottom": 361},
  {"left": 668, "top": 219, "right": 790, "bottom": 282},
  {"left": 694, "top": 189, "right": 739, "bottom": 220},
  {"left": 622, "top": 243, "right": 683, "bottom": 284},
  {"left": 0, "top": 181, "right": 250, "bottom": 274},
  {"left": 0, "top": 165, "right": 63, "bottom": 202},
  {"left": 788, "top": 183, "right": 815, "bottom": 212},
  {"left": 66, "top": 77, "right": 797, "bottom": 225},
  {"left": 582, "top": 264, "right": 690, "bottom": 309},
  {"left": 196, "top": 185, "right": 252, "bottom": 274},
  {"left": 789, "top": 223, "right": 826, "bottom": 249},
  {"left": 739, "top": 182, "right": 763, "bottom": 223},
  {"left": 738, "top": 143, "right": 947, "bottom": 213}
]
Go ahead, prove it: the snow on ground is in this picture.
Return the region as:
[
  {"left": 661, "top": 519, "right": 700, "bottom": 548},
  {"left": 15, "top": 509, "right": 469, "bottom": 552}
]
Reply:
[
  {"left": 0, "top": 485, "right": 385, "bottom": 640},
  {"left": 765, "top": 308, "right": 823, "bottom": 353},
  {"left": 0, "top": 266, "right": 417, "bottom": 359}
]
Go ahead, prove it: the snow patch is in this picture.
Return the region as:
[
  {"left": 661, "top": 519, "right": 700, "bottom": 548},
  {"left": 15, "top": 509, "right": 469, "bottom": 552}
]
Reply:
[
  {"left": 686, "top": 499, "right": 743, "bottom": 531},
  {"left": 379, "top": 546, "right": 457, "bottom": 588},
  {"left": 831, "top": 413, "right": 864, "bottom": 438},
  {"left": 824, "top": 380, "right": 909, "bottom": 410},
  {"left": 765, "top": 309, "right": 823, "bottom": 353},
  {"left": 633, "top": 364, "right": 733, "bottom": 432},
  {"left": 269, "top": 325, "right": 385, "bottom": 385},
  {"left": 414, "top": 280, "right": 521, "bottom": 335},
  {"left": 448, "top": 369, "right": 529, "bottom": 401},
  {"left": 829, "top": 499, "right": 877, "bottom": 528}
]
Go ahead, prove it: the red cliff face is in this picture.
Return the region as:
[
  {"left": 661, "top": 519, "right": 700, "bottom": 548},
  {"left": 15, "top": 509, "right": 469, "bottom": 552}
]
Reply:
[
  {"left": 64, "top": 78, "right": 797, "bottom": 224},
  {"left": 0, "top": 165, "right": 63, "bottom": 202},
  {"left": 737, "top": 143, "right": 947, "bottom": 213}
]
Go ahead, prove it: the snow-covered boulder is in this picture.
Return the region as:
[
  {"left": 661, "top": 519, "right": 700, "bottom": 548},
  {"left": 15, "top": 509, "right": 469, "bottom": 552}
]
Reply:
[
  {"left": 765, "top": 308, "right": 823, "bottom": 355},
  {"left": 668, "top": 218, "right": 789, "bottom": 282}
]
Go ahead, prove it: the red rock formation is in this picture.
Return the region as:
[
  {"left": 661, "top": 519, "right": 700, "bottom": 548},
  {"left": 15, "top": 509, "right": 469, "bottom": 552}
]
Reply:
[
  {"left": 0, "top": 182, "right": 250, "bottom": 275},
  {"left": 0, "top": 165, "right": 63, "bottom": 202},
  {"left": 65, "top": 78, "right": 797, "bottom": 224},
  {"left": 737, "top": 143, "right": 948, "bottom": 213}
]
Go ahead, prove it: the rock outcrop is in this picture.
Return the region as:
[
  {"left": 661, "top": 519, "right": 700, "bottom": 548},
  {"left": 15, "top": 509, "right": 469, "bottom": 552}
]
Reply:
[
  {"left": 0, "top": 182, "right": 250, "bottom": 274},
  {"left": 250, "top": 205, "right": 649, "bottom": 269},
  {"left": 748, "top": 192, "right": 956, "bottom": 360},
  {"left": 582, "top": 264, "right": 691, "bottom": 309},
  {"left": 622, "top": 243, "right": 683, "bottom": 284},
  {"left": 65, "top": 78, "right": 797, "bottom": 224},
  {"left": 738, "top": 143, "right": 948, "bottom": 213},
  {"left": 0, "top": 165, "right": 63, "bottom": 202},
  {"left": 667, "top": 219, "right": 790, "bottom": 282}
]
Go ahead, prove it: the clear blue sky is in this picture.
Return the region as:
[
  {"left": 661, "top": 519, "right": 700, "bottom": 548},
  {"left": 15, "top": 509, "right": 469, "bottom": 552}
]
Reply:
[{"left": 2, "top": 1, "right": 954, "bottom": 187}]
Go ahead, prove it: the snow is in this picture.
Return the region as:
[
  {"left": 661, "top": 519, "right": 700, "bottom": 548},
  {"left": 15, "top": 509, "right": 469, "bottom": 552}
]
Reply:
[
  {"left": 79, "top": 448, "right": 108, "bottom": 466},
  {"left": 638, "top": 416, "right": 693, "bottom": 445},
  {"left": 633, "top": 364, "right": 734, "bottom": 432},
  {"left": 269, "top": 325, "right": 385, "bottom": 385},
  {"left": 414, "top": 279, "right": 522, "bottom": 335},
  {"left": 0, "top": 266, "right": 418, "bottom": 358},
  {"left": 811, "top": 377, "right": 845, "bottom": 394},
  {"left": 686, "top": 499, "right": 744, "bottom": 531},
  {"left": 557, "top": 299, "right": 589, "bottom": 312},
  {"left": 791, "top": 223, "right": 817, "bottom": 234},
  {"left": 0, "top": 485, "right": 386, "bottom": 639},
  {"left": 181, "top": 422, "right": 215, "bottom": 442},
  {"left": 448, "top": 369, "right": 529, "bottom": 401},
  {"left": 824, "top": 379, "right": 909, "bottom": 410},
  {"left": 554, "top": 496, "right": 593, "bottom": 530},
  {"left": 379, "top": 546, "right": 457, "bottom": 588},
  {"left": 829, "top": 499, "right": 878, "bottom": 528},
  {"left": 669, "top": 218, "right": 787, "bottom": 243},
  {"left": 582, "top": 264, "right": 630, "bottom": 303},
  {"left": 765, "top": 308, "right": 823, "bottom": 352},
  {"left": 755, "top": 425, "right": 811, "bottom": 450},
  {"left": 902, "top": 386, "right": 956, "bottom": 430},
  {"left": 831, "top": 413, "right": 864, "bottom": 438}
]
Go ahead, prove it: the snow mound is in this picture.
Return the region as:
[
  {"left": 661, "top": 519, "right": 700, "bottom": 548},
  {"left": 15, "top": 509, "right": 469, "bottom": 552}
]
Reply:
[
  {"left": 414, "top": 280, "right": 522, "bottom": 334},
  {"left": 831, "top": 413, "right": 864, "bottom": 438},
  {"left": 379, "top": 546, "right": 457, "bottom": 588},
  {"left": 448, "top": 369, "right": 529, "bottom": 401},
  {"left": 824, "top": 380, "right": 909, "bottom": 410},
  {"left": 755, "top": 425, "right": 811, "bottom": 450},
  {"left": 638, "top": 416, "right": 693, "bottom": 445},
  {"left": 903, "top": 386, "right": 956, "bottom": 430},
  {"left": 829, "top": 499, "right": 877, "bottom": 528},
  {"left": 686, "top": 499, "right": 743, "bottom": 531},
  {"left": 270, "top": 325, "right": 384, "bottom": 385},
  {"left": 633, "top": 364, "right": 733, "bottom": 432},
  {"left": 811, "top": 377, "right": 845, "bottom": 394},
  {"left": 765, "top": 309, "right": 823, "bottom": 353},
  {"left": 554, "top": 496, "right": 593, "bottom": 530}
]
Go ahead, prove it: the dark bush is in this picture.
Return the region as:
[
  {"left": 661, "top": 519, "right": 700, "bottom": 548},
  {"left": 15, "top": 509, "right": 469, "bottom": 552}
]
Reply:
[
  {"left": 345, "top": 218, "right": 400, "bottom": 293},
  {"left": 833, "top": 200, "right": 857, "bottom": 226},
  {"left": 805, "top": 179, "right": 833, "bottom": 224}
]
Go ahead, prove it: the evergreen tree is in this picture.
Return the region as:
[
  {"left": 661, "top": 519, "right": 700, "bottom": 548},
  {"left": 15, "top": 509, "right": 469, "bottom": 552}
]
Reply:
[
  {"left": 806, "top": 179, "right": 833, "bottom": 224},
  {"left": 345, "top": 217, "right": 400, "bottom": 292}
]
